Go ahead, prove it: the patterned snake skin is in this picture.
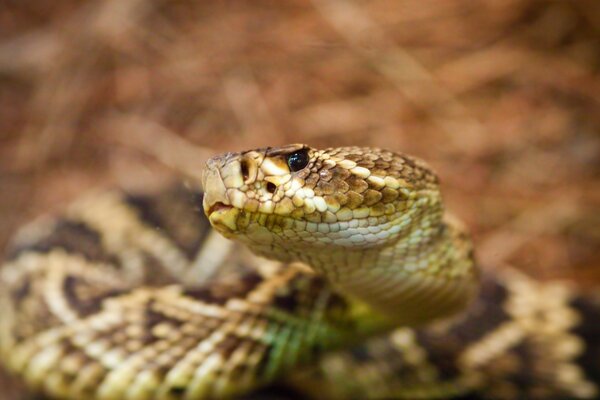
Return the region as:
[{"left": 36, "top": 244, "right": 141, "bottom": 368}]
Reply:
[{"left": 0, "top": 145, "right": 598, "bottom": 399}]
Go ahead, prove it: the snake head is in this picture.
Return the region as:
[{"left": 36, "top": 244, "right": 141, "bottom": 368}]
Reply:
[
  {"left": 202, "top": 144, "right": 313, "bottom": 239},
  {"left": 202, "top": 144, "right": 442, "bottom": 262}
]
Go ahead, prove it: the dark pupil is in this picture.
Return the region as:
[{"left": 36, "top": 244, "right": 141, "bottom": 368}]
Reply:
[{"left": 287, "top": 150, "right": 309, "bottom": 172}]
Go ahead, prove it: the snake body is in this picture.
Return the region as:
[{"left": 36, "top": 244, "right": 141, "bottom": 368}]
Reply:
[{"left": 0, "top": 145, "right": 598, "bottom": 399}]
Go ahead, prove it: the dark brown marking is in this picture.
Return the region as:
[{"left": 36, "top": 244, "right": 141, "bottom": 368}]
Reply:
[
  {"left": 255, "top": 344, "right": 274, "bottom": 378},
  {"left": 571, "top": 296, "right": 600, "bottom": 386},
  {"left": 444, "top": 272, "right": 511, "bottom": 343},
  {"left": 183, "top": 271, "right": 263, "bottom": 305},
  {"left": 12, "top": 279, "right": 31, "bottom": 303},
  {"left": 216, "top": 333, "right": 241, "bottom": 358},
  {"left": 125, "top": 187, "right": 210, "bottom": 260},
  {"left": 63, "top": 275, "right": 127, "bottom": 317},
  {"left": 8, "top": 220, "right": 121, "bottom": 268},
  {"left": 413, "top": 273, "right": 512, "bottom": 380},
  {"left": 169, "top": 386, "right": 187, "bottom": 397}
]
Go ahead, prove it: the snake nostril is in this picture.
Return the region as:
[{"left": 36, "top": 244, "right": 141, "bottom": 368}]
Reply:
[
  {"left": 266, "top": 182, "right": 276, "bottom": 193},
  {"left": 240, "top": 160, "right": 249, "bottom": 181}
]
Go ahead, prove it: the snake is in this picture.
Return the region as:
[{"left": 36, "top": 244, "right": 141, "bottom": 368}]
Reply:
[{"left": 0, "top": 144, "right": 598, "bottom": 399}]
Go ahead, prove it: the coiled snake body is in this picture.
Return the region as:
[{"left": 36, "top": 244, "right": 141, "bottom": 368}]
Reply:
[{"left": 0, "top": 145, "right": 598, "bottom": 399}]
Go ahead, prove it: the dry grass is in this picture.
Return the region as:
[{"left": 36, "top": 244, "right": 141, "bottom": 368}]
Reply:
[{"left": 1, "top": 1, "right": 599, "bottom": 397}]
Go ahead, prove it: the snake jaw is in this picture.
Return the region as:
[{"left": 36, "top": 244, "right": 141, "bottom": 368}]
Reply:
[{"left": 207, "top": 205, "right": 239, "bottom": 236}]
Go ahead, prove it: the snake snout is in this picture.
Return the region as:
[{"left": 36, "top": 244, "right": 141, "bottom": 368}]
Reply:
[
  {"left": 202, "top": 158, "right": 231, "bottom": 210},
  {"left": 202, "top": 154, "right": 245, "bottom": 234}
]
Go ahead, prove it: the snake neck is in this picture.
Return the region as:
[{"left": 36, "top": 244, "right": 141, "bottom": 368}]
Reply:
[
  {"left": 294, "top": 215, "right": 478, "bottom": 326},
  {"left": 239, "top": 197, "right": 479, "bottom": 326}
]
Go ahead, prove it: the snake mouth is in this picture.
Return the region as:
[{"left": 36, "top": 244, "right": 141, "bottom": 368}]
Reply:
[
  {"left": 205, "top": 201, "right": 239, "bottom": 234},
  {"left": 206, "top": 202, "right": 233, "bottom": 217}
]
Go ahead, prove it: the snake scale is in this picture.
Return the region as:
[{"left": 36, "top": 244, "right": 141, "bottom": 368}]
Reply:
[{"left": 0, "top": 144, "right": 598, "bottom": 399}]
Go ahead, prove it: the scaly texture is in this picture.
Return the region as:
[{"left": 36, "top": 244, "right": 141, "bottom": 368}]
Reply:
[
  {"left": 0, "top": 145, "right": 598, "bottom": 400},
  {"left": 202, "top": 145, "right": 477, "bottom": 324}
]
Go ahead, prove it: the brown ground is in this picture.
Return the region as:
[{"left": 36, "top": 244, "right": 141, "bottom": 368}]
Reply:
[{"left": 1, "top": 1, "right": 599, "bottom": 398}]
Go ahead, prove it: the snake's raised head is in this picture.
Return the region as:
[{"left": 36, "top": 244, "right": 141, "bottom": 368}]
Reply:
[
  {"left": 202, "top": 145, "right": 477, "bottom": 321},
  {"left": 202, "top": 144, "right": 443, "bottom": 263}
]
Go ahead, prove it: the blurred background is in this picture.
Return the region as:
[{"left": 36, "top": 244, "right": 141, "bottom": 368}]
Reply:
[{"left": 0, "top": 0, "right": 599, "bottom": 397}]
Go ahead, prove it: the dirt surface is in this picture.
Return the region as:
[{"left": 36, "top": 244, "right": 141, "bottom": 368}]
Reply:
[{"left": 1, "top": 1, "right": 599, "bottom": 398}]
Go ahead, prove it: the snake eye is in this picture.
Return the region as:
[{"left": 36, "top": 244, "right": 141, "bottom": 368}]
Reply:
[{"left": 287, "top": 149, "right": 309, "bottom": 172}]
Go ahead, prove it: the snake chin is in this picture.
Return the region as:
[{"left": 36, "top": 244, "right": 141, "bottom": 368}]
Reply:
[{"left": 206, "top": 202, "right": 239, "bottom": 236}]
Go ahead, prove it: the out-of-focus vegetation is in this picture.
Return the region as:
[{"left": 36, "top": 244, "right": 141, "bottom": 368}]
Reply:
[{"left": 0, "top": 1, "right": 598, "bottom": 397}]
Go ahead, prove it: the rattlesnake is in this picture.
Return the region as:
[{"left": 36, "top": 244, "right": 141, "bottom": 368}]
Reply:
[{"left": 0, "top": 144, "right": 598, "bottom": 399}]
